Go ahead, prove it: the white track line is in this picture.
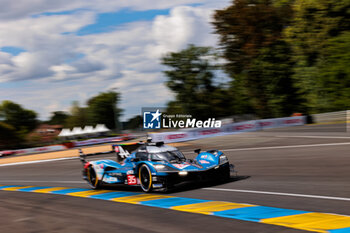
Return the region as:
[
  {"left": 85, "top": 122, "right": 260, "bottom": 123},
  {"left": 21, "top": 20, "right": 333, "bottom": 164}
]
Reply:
[
  {"left": 0, "top": 156, "right": 116, "bottom": 167},
  {"left": 2, "top": 142, "right": 350, "bottom": 166},
  {"left": 203, "top": 187, "right": 350, "bottom": 201},
  {"left": 0, "top": 157, "right": 77, "bottom": 167},
  {"left": 184, "top": 142, "right": 350, "bottom": 153},
  {"left": 221, "top": 142, "right": 350, "bottom": 152},
  {"left": 0, "top": 180, "right": 85, "bottom": 183},
  {"left": 275, "top": 135, "right": 350, "bottom": 139}
]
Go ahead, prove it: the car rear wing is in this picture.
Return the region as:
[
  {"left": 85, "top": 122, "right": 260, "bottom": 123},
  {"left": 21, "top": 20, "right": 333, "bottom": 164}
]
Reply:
[
  {"left": 112, "top": 142, "right": 144, "bottom": 162},
  {"left": 79, "top": 148, "right": 87, "bottom": 164},
  {"left": 78, "top": 142, "right": 144, "bottom": 164}
]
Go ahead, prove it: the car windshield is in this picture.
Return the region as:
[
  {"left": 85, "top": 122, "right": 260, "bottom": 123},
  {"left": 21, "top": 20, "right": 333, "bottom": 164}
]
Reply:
[{"left": 151, "top": 150, "right": 186, "bottom": 163}]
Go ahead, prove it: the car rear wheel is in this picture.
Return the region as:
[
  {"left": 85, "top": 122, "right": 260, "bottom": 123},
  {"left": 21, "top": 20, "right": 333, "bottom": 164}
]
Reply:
[
  {"left": 87, "top": 166, "right": 101, "bottom": 189},
  {"left": 139, "top": 164, "right": 153, "bottom": 192}
]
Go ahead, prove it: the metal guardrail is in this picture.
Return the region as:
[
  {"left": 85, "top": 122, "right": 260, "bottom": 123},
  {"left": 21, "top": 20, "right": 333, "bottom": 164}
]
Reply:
[{"left": 311, "top": 110, "right": 349, "bottom": 123}]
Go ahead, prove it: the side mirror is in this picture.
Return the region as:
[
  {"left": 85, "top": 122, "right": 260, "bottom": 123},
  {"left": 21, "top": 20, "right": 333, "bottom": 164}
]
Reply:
[
  {"left": 194, "top": 149, "right": 201, "bottom": 154},
  {"left": 131, "top": 158, "right": 140, "bottom": 162}
]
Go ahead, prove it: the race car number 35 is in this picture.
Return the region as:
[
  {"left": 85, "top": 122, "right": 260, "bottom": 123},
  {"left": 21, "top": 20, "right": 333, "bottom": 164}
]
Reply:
[{"left": 127, "top": 175, "right": 137, "bottom": 185}]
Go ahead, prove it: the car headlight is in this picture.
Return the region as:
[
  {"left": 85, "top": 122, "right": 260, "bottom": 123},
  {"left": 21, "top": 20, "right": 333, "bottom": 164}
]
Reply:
[
  {"left": 154, "top": 164, "right": 166, "bottom": 170},
  {"left": 179, "top": 171, "right": 188, "bottom": 176},
  {"left": 219, "top": 155, "right": 228, "bottom": 164},
  {"left": 153, "top": 164, "right": 177, "bottom": 172}
]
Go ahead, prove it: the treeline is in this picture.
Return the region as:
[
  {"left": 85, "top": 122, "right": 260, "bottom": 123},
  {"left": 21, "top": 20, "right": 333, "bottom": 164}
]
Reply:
[
  {"left": 0, "top": 91, "right": 122, "bottom": 149},
  {"left": 53, "top": 91, "right": 122, "bottom": 130},
  {"left": 0, "top": 101, "right": 38, "bottom": 148},
  {"left": 162, "top": 0, "right": 350, "bottom": 119}
]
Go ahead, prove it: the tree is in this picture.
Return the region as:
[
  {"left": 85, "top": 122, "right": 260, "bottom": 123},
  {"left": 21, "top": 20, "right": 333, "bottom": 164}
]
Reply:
[
  {"left": 213, "top": 0, "right": 301, "bottom": 117},
  {"left": 0, "top": 100, "right": 37, "bottom": 149},
  {"left": 48, "top": 111, "right": 69, "bottom": 125},
  {"left": 65, "top": 101, "right": 89, "bottom": 128},
  {"left": 123, "top": 115, "right": 142, "bottom": 130},
  {"left": 315, "top": 32, "right": 350, "bottom": 111},
  {"left": 63, "top": 92, "right": 122, "bottom": 130},
  {"left": 87, "top": 91, "right": 122, "bottom": 130},
  {"left": 0, "top": 122, "right": 20, "bottom": 149},
  {"left": 285, "top": 0, "right": 350, "bottom": 112},
  {"left": 285, "top": 0, "right": 349, "bottom": 67},
  {"left": 213, "top": 0, "right": 293, "bottom": 74},
  {"left": 247, "top": 40, "right": 303, "bottom": 117},
  {"left": 0, "top": 100, "right": 38, "bottom": 133},
  {"left": 162, "top": 44, "right": 234, "bottom": 119}
]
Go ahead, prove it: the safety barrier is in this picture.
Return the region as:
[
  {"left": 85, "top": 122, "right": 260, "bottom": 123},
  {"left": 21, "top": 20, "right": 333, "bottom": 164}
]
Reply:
[
  {"left": 150, "top": 116, "right": 306, "bottom": 143},
  {"left": 9, "top": 145, "right": 67, "bottom": 156},
  {"left": 0, "top": 135, "right": 135, "bottom": 157},
  {"left": 72, "top": 135, "right": 130, "bottom": 147},
  {"left": 311, "top": 110, "right": 349, "bottom": 124}
]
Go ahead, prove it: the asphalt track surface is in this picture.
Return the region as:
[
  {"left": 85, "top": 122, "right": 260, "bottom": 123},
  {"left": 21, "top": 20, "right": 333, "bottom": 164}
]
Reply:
[{"left": 1, "top": 124, "right": 350, "bottom": 233}]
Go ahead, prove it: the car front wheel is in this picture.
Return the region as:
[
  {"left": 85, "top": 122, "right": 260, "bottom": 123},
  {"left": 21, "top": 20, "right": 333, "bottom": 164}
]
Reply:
[{"left": 139, "top": 164, "right": 153, "bottom": 192}]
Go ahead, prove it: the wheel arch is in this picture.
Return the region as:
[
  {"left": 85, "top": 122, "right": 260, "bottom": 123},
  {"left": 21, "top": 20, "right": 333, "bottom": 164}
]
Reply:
[
  {"left": 86, "top": 164, "right": 101, "bottom": 189},
  {"left": 135, "top": 161, "right": 157, "bottom": 176},
  {"left": 87, "top": 162, "right": 105, "bottom": 180}
]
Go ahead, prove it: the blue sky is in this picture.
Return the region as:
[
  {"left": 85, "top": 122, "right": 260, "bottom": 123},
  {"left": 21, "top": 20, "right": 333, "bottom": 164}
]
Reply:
[
  {"left": 34, "top": 7, "right": 173, "bottom": 35},
  {"left": 1, "top": 46, "right": 26, "bottom": 56},
  {"left": 0, "top": 0, "right": 231, "bottom": 121},
  {"left": 76, "top": 8, "right": 171, "bottom": 35}
]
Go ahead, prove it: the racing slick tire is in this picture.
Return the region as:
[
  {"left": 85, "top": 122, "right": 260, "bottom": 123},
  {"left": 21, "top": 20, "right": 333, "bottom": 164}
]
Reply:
[
  {"left": 139, "top": 164, "right": 153, "bottom": 192},
  {"left": 87, "top": 165, "right": 101, "bottom": 189}
]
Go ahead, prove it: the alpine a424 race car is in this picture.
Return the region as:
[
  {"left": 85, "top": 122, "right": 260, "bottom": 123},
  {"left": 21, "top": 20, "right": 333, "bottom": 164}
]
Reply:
[{"left": 80, "top": 141, "right": 235, "bottom": 192}]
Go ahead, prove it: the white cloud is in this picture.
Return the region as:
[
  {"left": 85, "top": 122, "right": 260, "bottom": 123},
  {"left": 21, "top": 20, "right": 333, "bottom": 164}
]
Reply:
[
  {"left": 0, "top": 0, "right": 221, "bottom": 20},
  {"left": 0, "top": 0, "right": 231, "bottom": 121},
  {"left": 151, "top": 6, "right": 217, "bottom": 57},
  {"left": 0, "top": 11, "right": 96, "bottom": 82}
]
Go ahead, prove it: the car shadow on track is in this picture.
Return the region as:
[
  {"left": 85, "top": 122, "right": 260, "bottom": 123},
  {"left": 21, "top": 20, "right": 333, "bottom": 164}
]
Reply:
[
  {"left": 165, "top": 175, "right": 251, "bottom": 194},
  {"left": 99, "top": 175, "right": 250, "bottom": 194}
]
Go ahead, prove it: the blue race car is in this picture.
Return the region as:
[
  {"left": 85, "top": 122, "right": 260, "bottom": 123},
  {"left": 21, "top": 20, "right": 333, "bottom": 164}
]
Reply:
[{"left": 80, "top": 141, "right": 234, "bottom": 192}]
